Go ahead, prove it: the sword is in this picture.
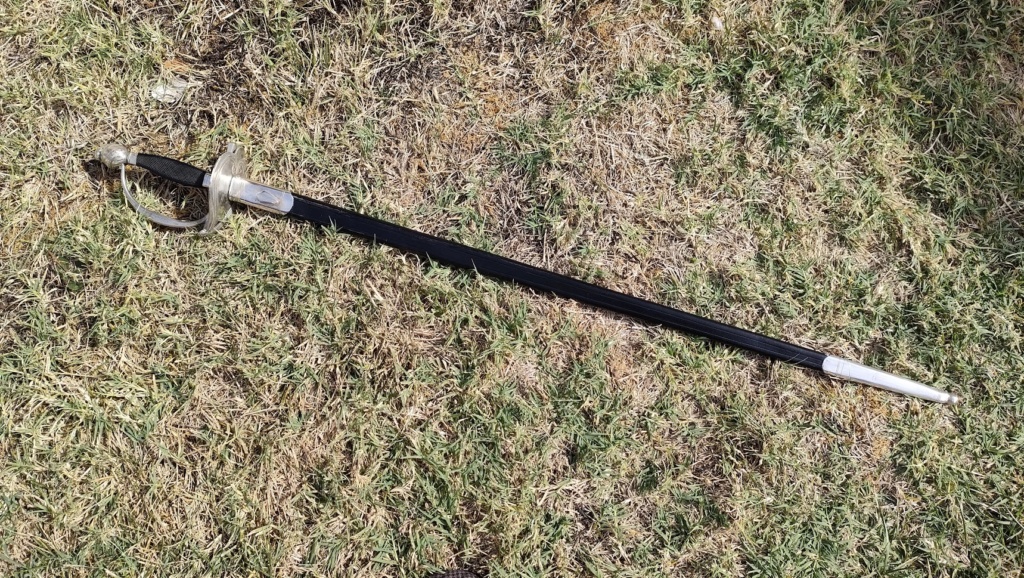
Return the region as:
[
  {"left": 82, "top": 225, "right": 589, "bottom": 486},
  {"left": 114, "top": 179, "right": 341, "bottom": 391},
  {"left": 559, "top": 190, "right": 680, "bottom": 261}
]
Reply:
[{"left": 95, "top": 143, "right": 960, "bottom": 405}]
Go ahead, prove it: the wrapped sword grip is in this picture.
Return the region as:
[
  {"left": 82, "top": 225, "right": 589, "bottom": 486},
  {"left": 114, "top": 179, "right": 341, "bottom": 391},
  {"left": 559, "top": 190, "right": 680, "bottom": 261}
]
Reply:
[{"left": 134, "top": 153, "right": 207, "bottom": 188}]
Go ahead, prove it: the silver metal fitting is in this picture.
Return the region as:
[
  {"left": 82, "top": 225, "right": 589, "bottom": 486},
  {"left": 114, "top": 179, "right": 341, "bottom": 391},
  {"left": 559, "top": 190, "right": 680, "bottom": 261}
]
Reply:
[
  {"left": 95, "top": 144, "right": 137, "bottom": 169},
  {"left": 233, "top": 182, "right": 294, "bottom": 214},
  {"left": 822, "top": 356, "right": 960, "bottom": 404},
  {"left": 204, "top": 143, "right": 245, "bottom": 233},
  {"left": 208, "top": 143, "right": 293, "bottom": 223}
]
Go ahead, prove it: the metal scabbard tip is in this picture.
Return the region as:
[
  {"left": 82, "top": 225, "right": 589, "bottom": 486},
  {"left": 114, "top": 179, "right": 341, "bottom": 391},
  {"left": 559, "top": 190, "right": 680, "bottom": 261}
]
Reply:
[
  {"left": 95, "top": 143, "right": 130, "bottom": 169},
  {"left": 946, "top": 393, "right": 961, "bottom": 405},
  {"left": 822, "top": 355, "right": 958, "bottom": 405}
]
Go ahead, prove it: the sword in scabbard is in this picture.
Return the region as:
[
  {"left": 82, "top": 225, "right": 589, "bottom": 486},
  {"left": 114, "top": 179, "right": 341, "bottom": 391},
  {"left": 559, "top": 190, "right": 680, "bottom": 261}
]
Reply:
[{"left": 95, "top": 143, "right": 960, "bottom": 405}]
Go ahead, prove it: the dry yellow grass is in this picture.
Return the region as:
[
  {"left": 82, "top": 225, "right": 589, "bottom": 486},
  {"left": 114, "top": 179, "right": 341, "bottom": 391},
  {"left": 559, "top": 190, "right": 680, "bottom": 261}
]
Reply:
[{"left": 1, "top": 0, "right": 1022, "bottom": 576}]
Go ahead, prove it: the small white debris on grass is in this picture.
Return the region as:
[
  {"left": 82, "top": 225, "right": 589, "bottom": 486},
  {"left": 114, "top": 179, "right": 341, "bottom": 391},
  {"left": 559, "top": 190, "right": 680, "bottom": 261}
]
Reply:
[
  {"left": 711, "top": 15, "right": 725, "bottom": 31},
  {"left": 150, "top": 77, "right": 195, "bottom": 104}
]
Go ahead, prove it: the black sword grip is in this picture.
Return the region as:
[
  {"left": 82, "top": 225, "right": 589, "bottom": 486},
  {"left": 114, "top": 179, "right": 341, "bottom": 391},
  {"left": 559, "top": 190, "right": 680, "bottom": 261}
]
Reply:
[{"left": 134, "top": 153, "right": 207, "bottom": 188}]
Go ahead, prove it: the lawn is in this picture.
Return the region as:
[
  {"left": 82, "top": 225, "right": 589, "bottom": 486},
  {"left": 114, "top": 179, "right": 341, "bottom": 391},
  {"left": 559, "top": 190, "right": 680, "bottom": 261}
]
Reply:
[{"left": 1, "top": 0, "right": 1022, "bottom": 576}]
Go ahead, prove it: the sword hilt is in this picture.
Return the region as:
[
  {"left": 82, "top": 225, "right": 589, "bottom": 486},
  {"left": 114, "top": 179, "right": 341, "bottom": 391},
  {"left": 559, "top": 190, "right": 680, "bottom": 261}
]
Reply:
[{"left": 95, "top": 143, "right": 257, "bottom": 233}]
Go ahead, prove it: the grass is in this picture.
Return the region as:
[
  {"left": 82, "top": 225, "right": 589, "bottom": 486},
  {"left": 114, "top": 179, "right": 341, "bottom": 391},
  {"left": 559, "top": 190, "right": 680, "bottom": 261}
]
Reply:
[{"left": 1, "top": 0, "right": 1022, "bottom": 576}]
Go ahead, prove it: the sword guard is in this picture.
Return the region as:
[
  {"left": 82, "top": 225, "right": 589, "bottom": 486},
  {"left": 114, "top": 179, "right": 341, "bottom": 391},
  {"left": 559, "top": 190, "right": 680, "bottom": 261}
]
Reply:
[{"left": 205, "top": 143, "right": 246, "bottom": 233}]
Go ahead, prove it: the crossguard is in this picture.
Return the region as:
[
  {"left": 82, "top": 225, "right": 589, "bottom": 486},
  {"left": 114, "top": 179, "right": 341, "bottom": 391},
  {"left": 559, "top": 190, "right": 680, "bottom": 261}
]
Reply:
[
  {"left": 206, "top": 143, "right": 245, "bottom": 232},
  {"left": 95, "top": 143, "right": 250, "bottom": 233}
]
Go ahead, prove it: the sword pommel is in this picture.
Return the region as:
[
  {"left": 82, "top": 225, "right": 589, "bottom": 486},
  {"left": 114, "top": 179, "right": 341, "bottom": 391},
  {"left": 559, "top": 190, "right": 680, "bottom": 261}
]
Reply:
[{"left": 95, "top": 144, "right": 135, "bottom": 169}]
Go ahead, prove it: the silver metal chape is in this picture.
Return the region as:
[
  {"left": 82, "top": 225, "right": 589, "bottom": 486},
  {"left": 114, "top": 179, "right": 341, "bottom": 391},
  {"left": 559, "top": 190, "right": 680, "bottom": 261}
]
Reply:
[{"left": 822, "top": 356, "right": 960, "bottom": 404}]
